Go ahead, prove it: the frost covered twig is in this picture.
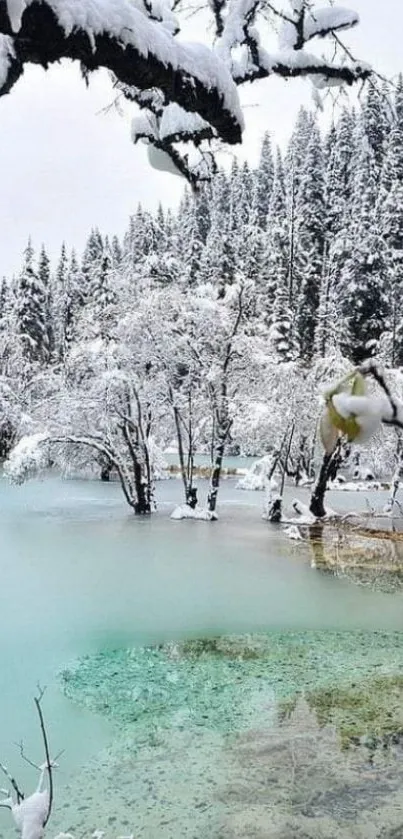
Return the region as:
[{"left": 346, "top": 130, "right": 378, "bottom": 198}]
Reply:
[
  {"left": 34, "top": 687, "right": 53, "bottom": 827},
  {"left": 0, "top": 761, "right": 24, "bottom": 805},
  {"left": 14, "top": 743, "right": 41, "bottom": 772},
  {"left": 0, "top": 689, "right": 59, "bottom": 839}
]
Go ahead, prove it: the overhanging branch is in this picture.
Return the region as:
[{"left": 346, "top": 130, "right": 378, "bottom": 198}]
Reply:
[
  {"left": 0, "top": 0, "right": 242, "bottom": 144},
  {"left": 233, "top": 54, "right": 371, "bottom": 85}
]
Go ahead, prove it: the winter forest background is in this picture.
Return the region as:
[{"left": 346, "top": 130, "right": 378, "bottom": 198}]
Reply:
[{"left": 2, "top": 78, "right": 403, "bottom": 507}]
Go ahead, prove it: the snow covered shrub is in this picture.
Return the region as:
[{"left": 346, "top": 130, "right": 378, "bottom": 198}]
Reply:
[
  {"left": 4, "top": 433, "right": 49, "bottom": 484},
  {"left": 236, "top": 454, "right": 277, "bottom": 490},
  {"left": 231, "top": 403, "right": 276, "bottom": 457}
]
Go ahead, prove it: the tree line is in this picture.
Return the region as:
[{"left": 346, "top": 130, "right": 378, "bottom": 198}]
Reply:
[{"left": 1, "top": 80, "right": 403, "bottom": 513}]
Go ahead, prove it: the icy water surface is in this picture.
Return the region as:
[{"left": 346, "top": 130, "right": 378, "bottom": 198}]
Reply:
[{"left": 1, "top": 473, "right": 403, "bottom": 837}]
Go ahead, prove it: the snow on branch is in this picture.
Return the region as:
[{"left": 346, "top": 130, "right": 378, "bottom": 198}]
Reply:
[
  {"left": 0, "top": 0, "right": 243, "bottom": 143},
  {"left": 278, "top": 4, "right": 358, "bottom": 48},
  {"left": 0, "top": 0, "right": 372, "bottom": 184},
  {"left": 0, "top": 689, "right": 58, "bottom": 839},
  {"left": 221, "top": 0, "right": 369, "bottom": 86},
  {"left": 0, "top": 32, "right": 14, "bottom": 87},
  {"left": 159, "top": 103, "right": 212, "bottom": 144},
  {"left": 132, "top": 101, "right": 216, "bottom": 187},
  {"left": 303, "top": 6, "right": 359, "bottom": 41},
  {"left": 244, "top": 48, "right": 369, "bottom": 86}
]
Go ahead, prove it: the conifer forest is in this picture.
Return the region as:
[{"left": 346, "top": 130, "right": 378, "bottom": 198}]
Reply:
[{"left": 2, "top": 83, "right": 403, "bottom": 514}]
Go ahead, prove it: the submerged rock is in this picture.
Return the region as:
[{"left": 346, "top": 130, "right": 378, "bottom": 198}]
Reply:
[
  {"left": 61, "top": 631, "right": 403, "bottom": 745},
  {"left": 305, "top": 675, "right": 403, "bottom": 751},
  {"left": 307, "top": 525, "right": 403, "bottom": 594},
  {"left": 56, "top": 631, "right": 403, "bottom": 839}
]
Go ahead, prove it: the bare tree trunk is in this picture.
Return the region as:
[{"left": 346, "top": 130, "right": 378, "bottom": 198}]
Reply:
[
  {"left": 120, "top": 387, "right": 154, "bottom": 515},
  {"left": 308, "top": 420, "right": 318, "bottom": 481},
  {"left": 186, "top": 393, "right": 197, "bottom": 508},
  {"left": 267, "top": 423, "right": 294, "bottom": 522},
  {"left": 295, "top": 434, "right": 306, "bottom": 487},
  {"left": 207, "top": 433, "right": 227, "bottom": 514},
  {"left": 173, "top": 404, "right": 198, "bottom": 508},
  {"left": 310, "top": 454, "right": 333, "bottom": 518},
  {"left": 309, "top": 441, "right": 345, "bottom": 518},
  {"left": 133, "top": 460, "right": 152, "bottom": 514},
  {"left": 100, "top": 460, "right": 112, "bottom": 482},
  {"left": 386, "top": 434, "right": 403, "bottom": 514}
]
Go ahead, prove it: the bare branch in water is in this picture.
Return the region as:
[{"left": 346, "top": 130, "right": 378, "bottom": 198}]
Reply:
[{"left": 34, "top": 687, "right": 53, "bottom": 826}]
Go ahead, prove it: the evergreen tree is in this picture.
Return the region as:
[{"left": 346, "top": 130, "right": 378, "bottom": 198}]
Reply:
[
  {"left": 294, "top": 124, "right": 325, "bottom": 360},
  {"left": 0, "top": 277, "right": 8, "bottom": 326},
  {"left": 362, "top": 82, "right": 391, "bottom": 175},
  {"left": 38, "top": 244, "right": 54, "bottom": 359},
  {"left": 313, "top": 244, "right": 340, "bottom": 358},
  {"left": 285, "top": 108, "right": 316, "bottom": 196},
  {"left": 122, "top": 212, "right": 139, "bottom": 271},
  {"left": 325, "top": 107, "right": 355, "bottom": 238},
  {"left": 155, "top": 203, "right": 166, "bottom": 254},
  {"left": 322, "top": 108, "right": 357, "bottom": 352},
  {"left": 111, "top": 235, "right": 122, "bottom": 267},
  {"left": 17, "top": 239, "right": 49, "bottom": 364},
  {"left": 267, "top": 157, "right": 297, "bottom": 363},
  {"left": 378, "top": 76, "right": 403, "bottom": 366},
  {"left": 89, "top": 246, "right": 117, "bottom": 337},
  {"left": 261, "top": 148, "right": 288, "bottom": 325},
  {"left": 53, "top": 242, "right": 69, "bottom": 360},
  {"left": 255, "top": 132, "right": 274, "bottom": 229},
  {"left": 82, "top": 227, "right": 104, "bottom": 293},
  {"left": 199, "top": 171, "right": 234, "bottom": 292},
  {"left": 194, "top": 183, "right": 211, "bottom": 244},
  {"left": 179, "top": 192, "right": 204, "bottom": 286},
  {"left": 62, "top": 250, "right": 86, "bottom": 352},
  {"left": 340, "top": 138, "right": 388, "bottom": 362},
  {"left": 284, "top": 110, "right": 317, "bottom": 307}
]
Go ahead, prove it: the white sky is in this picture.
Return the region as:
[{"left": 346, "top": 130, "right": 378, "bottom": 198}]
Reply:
[{"left": 0, "top": 0, "right": 401, "bottom": 277}]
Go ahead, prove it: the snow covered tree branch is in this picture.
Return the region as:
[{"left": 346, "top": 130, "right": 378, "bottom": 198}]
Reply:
[
  {"left": 0, "top": 689, "right": 58, "bottom": 839},
  {"left": 0, "top": 0, "right": 371, "bottom": 186},
  {"left": 0, "top": 0, "right": 242, "bottom": 144}
]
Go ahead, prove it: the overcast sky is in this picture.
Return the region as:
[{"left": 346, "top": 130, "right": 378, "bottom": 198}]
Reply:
[{"left": 0, "top": 0, "right": 401, "bottom": 277}]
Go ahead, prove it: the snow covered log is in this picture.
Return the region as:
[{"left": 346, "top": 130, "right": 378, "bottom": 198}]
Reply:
[{"left": 0, "top": 0, "right": 243, "bottom": 144}]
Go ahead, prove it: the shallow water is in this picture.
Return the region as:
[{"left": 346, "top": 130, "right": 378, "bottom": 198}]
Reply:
[
  {"left": 1, "top": 473, "right": 403, "bottom": 837},
  {"left": 57, "top": 632, "right": 403, "bottom": 839}
]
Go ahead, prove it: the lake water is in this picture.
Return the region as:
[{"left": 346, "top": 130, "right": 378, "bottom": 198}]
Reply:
[{"left": 1, "top": 472, "right": 403, "bottom": 838}]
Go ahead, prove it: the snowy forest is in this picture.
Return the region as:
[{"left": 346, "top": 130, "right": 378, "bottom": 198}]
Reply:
[{"left": 2, "top": 79, "right": 403, "bottom": 514}]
